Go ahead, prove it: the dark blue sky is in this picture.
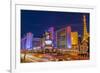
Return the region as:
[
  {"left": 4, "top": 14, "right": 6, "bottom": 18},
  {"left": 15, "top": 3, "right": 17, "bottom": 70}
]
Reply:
[{"left": 21, "top": 10, "right": 89, "bottom": 38}]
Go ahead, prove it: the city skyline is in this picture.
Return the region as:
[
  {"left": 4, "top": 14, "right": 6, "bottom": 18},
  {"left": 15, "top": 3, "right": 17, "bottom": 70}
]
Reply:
[
  {"left": 21, "top": 10, "right": 89, "bottom": 38},
  {"left": 21, "top": 10, "right": 90, "bottom": 63}
]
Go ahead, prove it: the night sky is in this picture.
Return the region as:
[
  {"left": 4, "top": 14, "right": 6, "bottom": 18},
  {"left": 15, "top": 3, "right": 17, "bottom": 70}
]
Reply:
[{"left": 21, "top": 10, "right": 89, "bottom": 38}]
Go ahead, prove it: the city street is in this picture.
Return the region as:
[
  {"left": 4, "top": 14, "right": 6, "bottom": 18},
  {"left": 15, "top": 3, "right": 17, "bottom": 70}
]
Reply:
[{"left": 21, "top": 48, "right": 89, "bottom": 63}]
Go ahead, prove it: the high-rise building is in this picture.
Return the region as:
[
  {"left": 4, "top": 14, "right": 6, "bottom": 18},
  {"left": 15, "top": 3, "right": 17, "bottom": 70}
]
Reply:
[
  {"left": 71, "top": 32, "right": 78, "bottom": 45},
  {"left": 21, "top": 37, "right": 26, "bottom": 49},
  {"left": 48, "top": 27, "right": 56, "bottom": 48},
  {"left": 26, "top": 32, "right": 33, "bottom": 50},
  {"left": 56, "top": 28, "right": 67, "bottom": 48},
  {"left": 66, "top": 26, "right": 72, "bottom": 48},
  {"left": 44, "top": 31, "right": 53, "bottom": 49},
  {"left": 56, "top": 26, "right": 72, "bottom": 49}
]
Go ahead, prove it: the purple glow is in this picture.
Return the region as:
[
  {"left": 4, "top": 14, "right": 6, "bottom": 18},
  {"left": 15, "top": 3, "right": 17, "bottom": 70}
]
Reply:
[
  {"left": 66, "top": 26, "right": 72, "bottom": 48},
  {"left": 48, "top": 27, "right": 56, "bottom": 48},
  {"left": 21, "top": 37, "right": 26, "bottom": 49},
  {"left": 26, "top": 32, "right": 33, "bottom": 50}
]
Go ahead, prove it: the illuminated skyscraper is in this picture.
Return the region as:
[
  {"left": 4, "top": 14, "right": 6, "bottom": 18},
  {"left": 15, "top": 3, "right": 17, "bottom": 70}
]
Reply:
[
  {"left": 56, "top": 28, "right": 66, "bottom": 48},
  {"left": 26, "top": 32, "right": 33, "bottom": 50},
  {"left": 66, "top": 26, "right": 72, "bottom": 48},
  {"left": 48, "top": 27, "right": 56, "bottom": 48},
  {"left": 71, "top": 32, "right": 78, "bottom": 45},
  {"left": 21, "top": 37, "right": 26, "bottom": 49}
]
